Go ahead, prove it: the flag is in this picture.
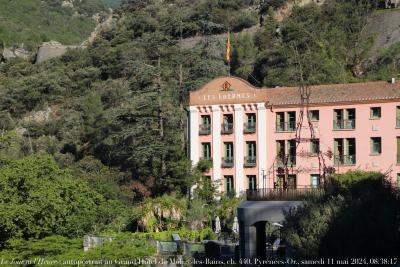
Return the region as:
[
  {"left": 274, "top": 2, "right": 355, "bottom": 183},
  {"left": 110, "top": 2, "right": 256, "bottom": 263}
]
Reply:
[{"left": 226, "top": 31, "right": 231, "bottom": 62}]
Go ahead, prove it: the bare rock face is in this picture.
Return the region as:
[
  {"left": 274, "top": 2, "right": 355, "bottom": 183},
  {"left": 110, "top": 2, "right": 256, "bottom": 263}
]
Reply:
[
  {"left": 61, "top": 0, "right": 74, "bottom": 8},
  {"left": 84, "top": 14, "right": 118, "bottom": 45},
  {"left": 1, "top": 45, "right": 30, "bottom": 61},
  {"left": 274, "top": 0, "right": 325, "bottom": 22},
  {"left": 35, "top": 41, "right": 84, "bottom": 63}
]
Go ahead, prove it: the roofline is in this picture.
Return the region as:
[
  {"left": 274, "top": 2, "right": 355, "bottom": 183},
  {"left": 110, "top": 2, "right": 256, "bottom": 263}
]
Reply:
[{"left": 195, "top": 76, "right": 261, "bottom": 92}]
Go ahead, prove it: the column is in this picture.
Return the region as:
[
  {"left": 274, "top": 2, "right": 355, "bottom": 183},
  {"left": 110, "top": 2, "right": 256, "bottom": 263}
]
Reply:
[
  {"left": 212, "top": 105, "right": 221, "bottom": 193},
  {"left": 234, "top": 104, "right": 244, "bottom": 195},
  {"left": 189, "top": 106, "right": 199, "bottom": 166},
  {"left": 257, "top": 103, "right": 267, "bottom": 189}
]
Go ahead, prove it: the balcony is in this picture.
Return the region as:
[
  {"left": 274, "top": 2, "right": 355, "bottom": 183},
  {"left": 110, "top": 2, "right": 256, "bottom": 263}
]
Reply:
[
  {"left": 246, "top": 188, "right": 325, "bottom": 201},
  {"left": 244, "top": 156, "right": 257, "bottom": 167},
  {"left": 200, "top": 157, "right": 213, "bottom": 163},
  {"left": 334, "top": 154, "right": 356, "bottom": 165},
  {"left": 276, "top": 154, "right": 296, "bottom": 167},
  {"left": 199, "top": 124, "right": 211, "bottom": 135},
  {"left": 221, "top": 123, "right": 233, "bottom": 134},
  {"left": 333, "top": 119, "right": 355, "bottom": 130},
  {"left": 276, "top": 121, "right": 296, "bottom": 132},
  {"left": 222, "top": 157, "right": 234, "bottom": 168},
  {"left": 244, "top": 123, "right": 256, "bottom": 134}
]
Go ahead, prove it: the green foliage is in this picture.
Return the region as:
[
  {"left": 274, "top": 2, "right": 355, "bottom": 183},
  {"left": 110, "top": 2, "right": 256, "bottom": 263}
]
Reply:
[
  {"left": 253, "top": 0, "right": 378, "bottom": 86},
  {"left": 284, "top": 171, "right": 400, "bottom": 258},
  {"left": 0, "top": 154, "right": 125, "bottom": 247},
  {"left": 0, "top": 235, "right": 155, "bottom": 266},
  {"left": 101, "top": 228, "right": 215, "bottom": 242},
  {"left": 0, "top": 0, "right": 98, "bottom": 49}
]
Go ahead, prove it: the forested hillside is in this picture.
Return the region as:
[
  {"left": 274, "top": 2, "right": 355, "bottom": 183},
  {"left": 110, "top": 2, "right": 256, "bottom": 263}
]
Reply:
[
  {"left": 0, "top": 0, "right": 400, "bottom": 258},
  {"left": 0, "top": 0, "right": 109, "bottom": 49}
]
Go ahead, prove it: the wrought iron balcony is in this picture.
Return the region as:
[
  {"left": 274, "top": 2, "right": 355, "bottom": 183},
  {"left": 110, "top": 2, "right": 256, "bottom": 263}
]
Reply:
[
  {"left": 334, "top": 154, "right": 356, "bottom": 165},
  {"left": 276, "top": 121, "right": 296, "bottom": 132},
  {"left": 199, "top": 124, "right": 211, "bottom": 135},
  {"left": 276, "top": 154, "right": 296, "bottom": 167},
  {"left": 246, "top": 187, "right": 325, "bottom": 201},
  {"left": 221, "top": 157, "right": 234, "bottom": 168},
  {"left": 221, "top": 123, "right": 233, "bottom": 134},
  {"left": 200, "top": 157, "right": 213, "bottom": 163},
  {"left": 333, "top": 119, "right": 355, "bottom": 130},
  {"left": 244, "top": 123, "right": 256, "bottom": 134},
  {"left": 244, "top": 156, "right": 257, "bottom": 167}
]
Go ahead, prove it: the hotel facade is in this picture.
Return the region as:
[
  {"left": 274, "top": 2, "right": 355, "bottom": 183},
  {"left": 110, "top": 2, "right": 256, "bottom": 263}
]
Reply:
[{"left": 188, "top": 76, "right": 400, "bottom": 196}]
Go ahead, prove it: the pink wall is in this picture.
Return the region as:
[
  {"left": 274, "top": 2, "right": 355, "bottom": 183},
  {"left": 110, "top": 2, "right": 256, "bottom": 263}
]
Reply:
[
  {"left": 266, "top": 102, "right": 400, "bottom": 187},
  {"left": 195, "top": 101, "right": 400, "bottom": 191}
]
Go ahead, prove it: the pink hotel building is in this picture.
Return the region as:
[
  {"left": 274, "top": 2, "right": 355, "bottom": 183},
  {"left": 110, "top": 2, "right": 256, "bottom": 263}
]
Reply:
[{"left": 188, "top": 76, "right": 400, "bottom": 196}]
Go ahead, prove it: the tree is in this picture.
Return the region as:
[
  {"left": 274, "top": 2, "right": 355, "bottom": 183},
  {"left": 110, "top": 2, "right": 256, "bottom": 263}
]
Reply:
[{"left": 0, "top": 154, "right": 123, "bottom": 246}]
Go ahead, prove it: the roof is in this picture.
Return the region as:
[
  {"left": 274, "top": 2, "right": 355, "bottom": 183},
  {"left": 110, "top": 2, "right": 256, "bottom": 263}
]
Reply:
[
  {"left": 266, "top": 81, "right": 400, "bottom": 106},
  {"left": 189, "top": 77, "right": 400, "bottom": 107}
]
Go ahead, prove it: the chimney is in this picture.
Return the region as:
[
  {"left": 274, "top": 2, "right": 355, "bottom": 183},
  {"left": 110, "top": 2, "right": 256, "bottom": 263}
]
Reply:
[{"left": 392, "top": 78, "right": 396, "bottom": 84}]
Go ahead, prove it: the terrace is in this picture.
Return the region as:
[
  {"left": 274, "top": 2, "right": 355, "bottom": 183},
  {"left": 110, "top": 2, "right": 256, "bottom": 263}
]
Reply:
[{"left": 246, "top": 187, "right": 325, "bottom": 201}]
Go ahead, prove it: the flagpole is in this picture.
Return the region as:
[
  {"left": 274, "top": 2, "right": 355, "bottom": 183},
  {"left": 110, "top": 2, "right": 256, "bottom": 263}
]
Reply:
[{"left": 226, "top": 30, "right": 231, "bottom": 76}]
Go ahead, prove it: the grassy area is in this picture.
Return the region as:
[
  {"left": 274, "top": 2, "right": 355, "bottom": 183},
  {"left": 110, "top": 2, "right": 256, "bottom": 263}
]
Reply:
[{"left": 0, "top": 0, "right": 96, "bottom": 50}]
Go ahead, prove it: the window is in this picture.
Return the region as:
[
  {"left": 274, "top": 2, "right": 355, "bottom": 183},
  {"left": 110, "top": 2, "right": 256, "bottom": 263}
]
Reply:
[
  {"left": 201, "top": 142, "right": 211, "bottom": 160},
  {"left": 334, "top": 109, "right": 355, "bottom": 129},
  {"left": 224, "top": 175, "right": 234, "bottom": 195},
  {"left": 287, "top": 175, "right": 297, "bottom": 189},
  {"left": 276, "top": 111, "right": 296, "bottom": 132},
  {"left": 370, "top": 107, "right": 381, "bottom": 119},
  {"left": 276, "top": 112, "right": 285, "bottom": 131},
  {"left": 222, "top": 142, "right": 234, "bottom": 167},
  {"left": 276, "top": 175, "right": 297, "bottom": 189},
  {"left": 309, "top": 110, "right": 319, "bottom": 121},
  {"left": 221, "top": 114, "right": 234, "bottom": 134},
  {"left": 287, "top": 140, "right": 296, "bottom": 166},
  {"left": 370, "top": 137, "right": 381, "bottom": 155},
  {"left": 244, "top": 113, "right": 256, "bottom": 133},
  {"left": 397, "top": 137, "right": 400, "bottom": 164},
  {"left": 310, "top": 139, "right": 320, "bottom": 155},
  {"left": 311, "top": 174, "right": 320, "bottom": 188},
  {"left": 334, "top": 138, "right": 356, "bottom": 165},
  {"left": 276, "top": 140, "right": 296, "bottom": 166},
  {"left": 247, "top": 175, "right": 257, "bottom": 190},
  {"left": 276, "top": 140, "right": 285, "bottom": 165},
  {"left": 199, "top": 115, "right": 211, "bottom": 135},
  {"left": 245, "top": 141, "right": 257, "bottom": 167},
  {"left": 397, "top": 174, "right": 400, "bottom": 188},
  {"left": 397, "top": 106, "right": 400, "bottom": 128}
]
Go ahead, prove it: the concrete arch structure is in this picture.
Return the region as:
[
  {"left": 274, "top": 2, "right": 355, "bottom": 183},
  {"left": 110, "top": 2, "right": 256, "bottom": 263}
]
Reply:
[{"left": 237, "top": 201, "right": 302, "bottom": 260}]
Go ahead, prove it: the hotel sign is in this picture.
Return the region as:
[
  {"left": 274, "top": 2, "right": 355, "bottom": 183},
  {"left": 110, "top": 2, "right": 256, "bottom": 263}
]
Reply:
[
  {"left": 197, "top": 92, "right": 257, "bottom": 102},
  {"left": 190, "top": 77, "right": 266, "bottom": 105}
]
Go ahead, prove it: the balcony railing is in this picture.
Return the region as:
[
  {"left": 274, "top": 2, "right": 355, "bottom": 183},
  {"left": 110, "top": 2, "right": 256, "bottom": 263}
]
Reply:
[
  {"left": 221, "top": 123, "right": 233, "bottom": 134},
  {"left": 244, "top": 156, "right": 257, "bottom": 167},
  {"left": 334, "top": 154, "right": 356, "bottom": 165},
  {"left": 199, "top": 124, "right": 211, "bottom": 135},
  {"left": 246, "top": 188, "right": 325, "bottom": 201},
  {"left": 244, "top": 123, "right": 256, "bottom": 133},
  {"left": 333, "top": 119, "right": 355, "bottom": 130},
  {"left": 276, "top": 121, "right": 296, "bottom": 132},
  {"left": 221, "top": 157, "right": 234, "bottom": 168},
  {"left": 200, "top": 157, "right": 213, "bottom": 163},
  {"left": 276, "top": 154, "right": 296, "bottom": 167}
]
